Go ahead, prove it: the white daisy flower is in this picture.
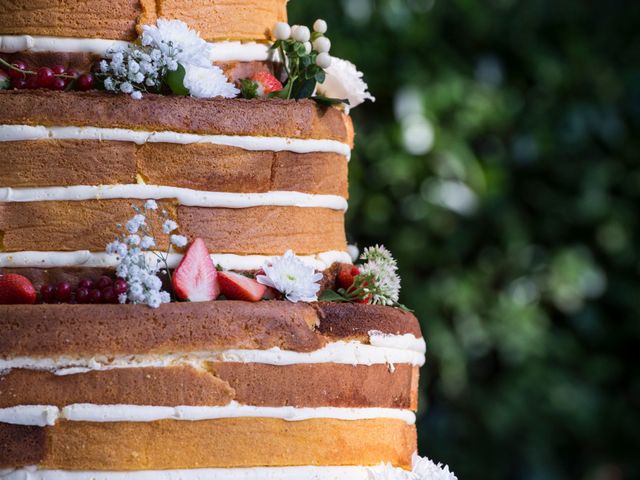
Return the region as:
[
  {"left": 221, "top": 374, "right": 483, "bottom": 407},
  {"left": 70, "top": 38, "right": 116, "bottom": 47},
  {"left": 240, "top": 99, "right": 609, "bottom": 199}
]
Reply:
[{"left": 257, "top": 250, "right": 323, "bottom": 303}]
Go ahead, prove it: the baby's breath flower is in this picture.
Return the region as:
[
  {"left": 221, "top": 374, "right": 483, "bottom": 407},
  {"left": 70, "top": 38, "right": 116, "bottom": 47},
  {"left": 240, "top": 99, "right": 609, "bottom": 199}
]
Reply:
[
  {"left": 140, "top": 235, "right": 155, "bottom": 249},
  {"left": 171, "top": 235, "right": 188, "bottom": 248},
  {"left": 163, "top": 219, "right": 178, "bottom": 234},
  {"left": 144, "top": 199, "right": 158, "bottom": 210}
]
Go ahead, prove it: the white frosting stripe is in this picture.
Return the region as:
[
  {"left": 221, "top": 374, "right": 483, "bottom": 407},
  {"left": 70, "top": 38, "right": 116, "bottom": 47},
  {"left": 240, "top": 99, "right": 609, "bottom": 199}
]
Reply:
[
  {"left": 0, "top": 465, "right": 406, "bottom": 480},
  {"left": 0, "top": 340, "right": 427, "bottom": 375},
  {"left": 0, "top": 125, "right": 352, "bottom": 159},
  {"left": 0, "top": 402, "right": 415, "bottom": 427},
  {"left": 0, "top": 250, "right": 351, "bottom": 271},
  {"left": 0, "top": 186, "right": 347, "bottom": 210},
  {"left": 0, "top": 35, "right": 272, "bottom": 62}
]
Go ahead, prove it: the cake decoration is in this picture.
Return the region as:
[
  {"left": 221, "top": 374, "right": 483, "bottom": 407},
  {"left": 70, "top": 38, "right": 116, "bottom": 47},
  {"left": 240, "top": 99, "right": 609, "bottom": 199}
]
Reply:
[
  {"left": 318, "top": 57, "right": 376, "bottom": 111},
  {"left": 106, "top": 200, "right": 178, "bottom": 307},
  {"left": 218, "top": 271, "right": 268, "bottom": 302},
  {"left": 256, "top": 250, "right": 324, "bottom": 302},
  {"left": 172, "top": 237, "right": 220, "bottom": 303},
  {"left": 98, "top": 19, "right": 239, "bottom": 99},
  {"left": 322, "top": 245, "right": 406, "bottom": 308},
  {"left": 0, "top": 57, "right": 93, "bottom": 91},
  {"left": 0, "top": 273, "right": 36, "bottom": 305}
]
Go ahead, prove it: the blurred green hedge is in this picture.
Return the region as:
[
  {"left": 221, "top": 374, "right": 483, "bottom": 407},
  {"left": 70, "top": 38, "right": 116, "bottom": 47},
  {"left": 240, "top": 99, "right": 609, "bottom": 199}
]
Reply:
[{"left": 290, "top": 1, "right": 640, "bottom": 478}]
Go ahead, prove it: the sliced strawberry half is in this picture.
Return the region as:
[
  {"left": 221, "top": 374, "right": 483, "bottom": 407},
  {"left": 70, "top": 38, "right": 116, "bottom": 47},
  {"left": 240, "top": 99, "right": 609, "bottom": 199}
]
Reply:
[
  {"left": 172, "top": 238, "right": 220, "bottom": 302},
  {"left": 218, "top": 271, "right": 267, "bottom": 302},
  {"left": 251, "top": 71, "right": 283, "bottom": 96},
  {"left": 337, "top": 264, "right": 360, "bottom": 290},
  {"left": 0, "top": 274, "right": 37, "bottom": 305}
]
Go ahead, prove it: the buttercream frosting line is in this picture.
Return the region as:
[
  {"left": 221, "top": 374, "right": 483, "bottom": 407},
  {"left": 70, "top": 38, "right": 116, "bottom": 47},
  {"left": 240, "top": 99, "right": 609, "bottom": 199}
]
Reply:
[
  {"left": 0, "top": 402, "right": 416, "bottom": 427},
  {"left": 0, "top": 465, "right": 407, "bottom": 480},
  {"left": 0, "top": 35, "right": 273, "bottom": 62},
  {"left": 0, "top": 125, "right": 352, "bottom": 159},
  {"left": 0, "top": 340, "right": 427, "bottom": 375},
  {"left": 0, "top": 186, "right": 347, "bottom": 210},
  {"left": 0, "top": 250, "right": 352, "bottom": 270}
]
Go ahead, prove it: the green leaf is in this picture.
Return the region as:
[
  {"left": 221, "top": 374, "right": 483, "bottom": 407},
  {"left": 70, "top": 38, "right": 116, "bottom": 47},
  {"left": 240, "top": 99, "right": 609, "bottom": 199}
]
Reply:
[
  {"left": 166, "top": 64, "right": 189, "bottom": 96},
  {"left": 240, "top": 79, "right": 259, "bottom": 99},
  {"left": 311, "top": 95, "right": 350, "bottom": 107},
  {"left": 291, "top": 78, "right": 317, "bottom": 99},
  {"left": 319, "top": 290, "right": 350, "bottom": 302}
]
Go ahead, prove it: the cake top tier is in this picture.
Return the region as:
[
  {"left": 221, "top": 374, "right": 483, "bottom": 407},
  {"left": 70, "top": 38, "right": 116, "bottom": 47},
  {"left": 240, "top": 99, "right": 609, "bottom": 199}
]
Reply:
[{"left": 0, "top": 0, "right": 287, "bottom": 42}]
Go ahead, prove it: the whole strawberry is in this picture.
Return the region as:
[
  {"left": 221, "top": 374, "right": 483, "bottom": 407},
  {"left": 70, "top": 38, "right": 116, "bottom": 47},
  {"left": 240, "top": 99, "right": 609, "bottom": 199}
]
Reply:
[
  {"left": 240, "top": 71, "right": 283, "bottom": 99},
  {"left": 0, "top": 274, "right": 37, "bottom": 304}
]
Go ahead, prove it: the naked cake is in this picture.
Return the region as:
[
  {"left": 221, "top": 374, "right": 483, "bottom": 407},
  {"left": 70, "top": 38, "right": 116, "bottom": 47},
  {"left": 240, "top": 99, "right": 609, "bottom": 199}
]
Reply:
[{"left": 0, "top": 1, "right": 456, "bottom": 479}]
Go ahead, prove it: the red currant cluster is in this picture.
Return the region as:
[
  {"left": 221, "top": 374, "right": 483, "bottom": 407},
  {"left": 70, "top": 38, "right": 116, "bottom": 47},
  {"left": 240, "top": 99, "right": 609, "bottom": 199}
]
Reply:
[
  {"left": 40, "top": 276, "right": 128, "bottom": 304},
  {"left": 0, "top": 58, "right": 94, "bottom": 91}
]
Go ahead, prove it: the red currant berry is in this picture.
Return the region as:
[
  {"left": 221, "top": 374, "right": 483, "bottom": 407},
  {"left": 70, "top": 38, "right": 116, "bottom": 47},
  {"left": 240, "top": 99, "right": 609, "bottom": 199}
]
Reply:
[
  {"left": 36, "top": 67, "right": 55, "bottom": 87},
  {"left": 76, "top": 73, "right": 94, "bottom": 91},
  {"left": 88, "top": 289, "right": 102, "bottom": 304},
  {"left": 102, "top": 287, "right": 117, "bottom": 304},
  {"left": 10, "top": 78, "right": 27, "bottom": 89},
  {"left": 51, "top": 77, "right": 66, "bottom": 91},
  {"left": 76, "top": 287, "right": 90, "bottom": 304},
  {"left": 52, "top": 65, "right": 66, "bottom": 75},
  {"left": 78, "top": 278, "right": 94, "bottom": 289},
  {"left": 55, "top": 282, "right": 72, "bottom": 302},
  {"left": 96, "top": 276, "right": 113, "bottom": 290},
  {"left": 40, "top": 285, "right": 56, "bottom": 303},
  {"left": 7, "top": 60, "right": 28, "bottom": 80},
  {"left": 25, "top": 74, "right": 40, "bottom": 89},
  {"left": 66, "top": 68, "right": 79, "bottom": 79},
  {"left": 113, "top": 278, "right": 128, "bottom": 295}
]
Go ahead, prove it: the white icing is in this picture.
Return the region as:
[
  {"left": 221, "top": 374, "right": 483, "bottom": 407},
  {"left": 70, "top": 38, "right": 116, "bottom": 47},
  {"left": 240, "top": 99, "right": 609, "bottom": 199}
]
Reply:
[
  {"left": 0, "top": 341, "right": 426, "bottom": 376},
  {"left": 0, "top": 125, "right": 351, "bottom": 159},
  {"left": 0, "top": 35, "right": 273, "bottom": 63},
  {"left": 0, "top": 250, "right": 351, "bottom": 271},
  {"left": 0, "top": 405, "right": 58, "bottom": 427},
  {"left": 0, "top": 402, "right": 415, "bottom": 426},
  {"left": 0, "top": 186, "right": 347, "bottom": 210},
  {"left": 368, "top": 331, "right": 426, "bottom": 354},
  {"left": 0, "top": 35, "right": 128, "bottom": 54},
  {"left": 0, "top": 465, "right": 406, "bottom": 480}
]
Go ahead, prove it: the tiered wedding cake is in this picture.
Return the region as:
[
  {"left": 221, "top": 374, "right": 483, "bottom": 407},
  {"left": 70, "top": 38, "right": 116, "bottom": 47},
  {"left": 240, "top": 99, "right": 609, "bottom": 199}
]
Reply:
[{"left": 0, "top": 1, "right": 455, "bottom": 479}]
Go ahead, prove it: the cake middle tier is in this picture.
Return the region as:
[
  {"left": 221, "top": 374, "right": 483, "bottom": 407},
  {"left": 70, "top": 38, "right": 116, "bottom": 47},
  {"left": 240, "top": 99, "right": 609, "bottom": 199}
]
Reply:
[{"left": 0, "top": 90, "right": 353, "bottom": 264}]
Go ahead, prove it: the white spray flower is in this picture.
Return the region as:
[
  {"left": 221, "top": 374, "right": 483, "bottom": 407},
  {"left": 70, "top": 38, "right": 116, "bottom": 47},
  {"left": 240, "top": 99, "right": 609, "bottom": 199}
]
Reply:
[
  {"left": 257, "top": 250, "right": 323, "bottom": 303},
  {"left": 141, "top": 19, "right": 212, "bottom": 68},
  {"left": 411, "top": 455, "right": 458, "bottom": 480},
  {"left": 318, "top": 57, "right": 375, "bottom": 111},
  {"left": 183, "top": 64, "right": 240, "bottom": 99}
]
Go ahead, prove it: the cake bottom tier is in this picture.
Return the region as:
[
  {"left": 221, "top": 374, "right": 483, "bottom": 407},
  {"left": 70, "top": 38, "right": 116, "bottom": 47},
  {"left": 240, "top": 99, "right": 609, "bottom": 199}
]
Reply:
[{"left": 0, "top": 418, "right": 415, "bottom": 470}]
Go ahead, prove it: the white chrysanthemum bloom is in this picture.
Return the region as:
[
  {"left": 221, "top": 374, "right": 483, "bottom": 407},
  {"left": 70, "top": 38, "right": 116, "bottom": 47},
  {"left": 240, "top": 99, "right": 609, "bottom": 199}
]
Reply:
[
  {"left": 183, "top": 64, "right": 240, "bottom": 99},
  {"left": 257, "top": 250, "right": 323, "bottom": 303},
  {"left": 317, "top": 57, "right": 375, "bottom": 111},
  {"left": 412, "top": 455, "right": 458, "bottom": 480},
  {"left": 141, "top": 19, "right": 212, "bottom": 69}
]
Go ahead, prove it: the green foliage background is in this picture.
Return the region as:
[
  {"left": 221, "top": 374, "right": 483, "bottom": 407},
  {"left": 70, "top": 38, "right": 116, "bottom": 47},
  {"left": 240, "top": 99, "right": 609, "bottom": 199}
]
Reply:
[{"left": 290, "top": 1, "right": 640, "bottom": 478}]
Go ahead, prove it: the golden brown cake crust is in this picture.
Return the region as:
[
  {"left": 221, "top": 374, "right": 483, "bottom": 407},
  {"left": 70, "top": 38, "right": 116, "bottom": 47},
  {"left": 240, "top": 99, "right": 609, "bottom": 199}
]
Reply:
[
  {"left": 0, "top": 90, "right": 354, "bottom": 145},
  {"left": 0, "top": 302, "right": 422, "bottom": 357},
  {"left": 0, "top": 201, "right": 346, "bottom": 255},
  {"left": 0, "top": 418, "right": 415, "bottom": 470},
  {"left": 0, "top": 364, "right": 419, "bottom": 410},
  {"left": 0, "top": 0, "right": 287, "bottom": 42}
]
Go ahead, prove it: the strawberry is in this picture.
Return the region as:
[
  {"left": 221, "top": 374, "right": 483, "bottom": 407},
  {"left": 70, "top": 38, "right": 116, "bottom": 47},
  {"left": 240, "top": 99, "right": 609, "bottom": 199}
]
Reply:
[
  {"left": 252, "top": 71, "right": 283, "bottom": 95},
  {"left": 241, "top": 71, "right": 283, "bottom": 99},
  {"left": 0, "top": 274, "right": 37, "bottom": 304},
  {"left": 218, "top": 271, "right": 267, "bottom": 302},
  {"left": 337, "top": 264, "right": 360, "bottom": 290},
  {"left": 172, "top": 238, "right": 220, "bottom": 302}
]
